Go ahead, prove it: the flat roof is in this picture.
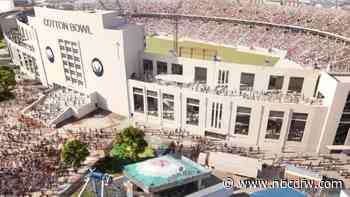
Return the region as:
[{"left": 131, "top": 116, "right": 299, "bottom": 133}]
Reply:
[
  {"left": 145, "top": 36, "right": 280, "bottom": 66},
  {"left": 285, "top": 165, "right": 322, "bottom": 180},
  {"left": 123, "top": 155, "right": 211, "bottom": 193},
  {"left": 334, "top": 75, "right": 350, "bottom": 83},
  {"left": 327, "top": 145, "right": 350, "bottom": 150}
]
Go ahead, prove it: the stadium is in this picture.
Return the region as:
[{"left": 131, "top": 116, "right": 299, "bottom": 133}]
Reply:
[{"left": 2, "top": 0, "right": 350, "bottom": 156}]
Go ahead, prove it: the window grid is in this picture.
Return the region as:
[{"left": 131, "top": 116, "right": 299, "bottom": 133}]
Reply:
[
  {"left": 59, "top": 39, "right": 84, "bottom": 87},
  {"left": 218, "top": 70, "right": 229, "bottom": 85},
  {"left": 211, "top": 102, "right": 223, "bottom": 129}
]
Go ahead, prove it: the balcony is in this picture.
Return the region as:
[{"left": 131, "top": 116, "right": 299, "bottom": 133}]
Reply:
[
  {"left": 5, "top": 29, "right": 34, "bottom": 52},
  {"left": 130, "top": 74, "right": 323, "bottom": 106}
]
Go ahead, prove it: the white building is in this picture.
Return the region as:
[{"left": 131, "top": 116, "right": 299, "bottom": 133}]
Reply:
[
  {"left": 2, "top": 7, "right": 350, "bottom": 154},
  {"left": 0, "top": 0, "right": 15, "bottom": 13}
]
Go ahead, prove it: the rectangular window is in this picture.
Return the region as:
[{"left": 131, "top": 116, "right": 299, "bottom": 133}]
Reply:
[
  {"left": 133, "top": 88, "right": 144, "bottom": 113},
  {"left": 240, "top": 73, "right": 255, "bottom": 91},
  {"left": 234, "top": 107, "right": 251, "bottom": 135},
  {"left": 287, "top": 113, "right": 308, "bottom": 142},
  {"left": 265, "top": 111, "right": 284, "bottom": 140},
  {"left": 211, "top": 102, "right": 223, "bottom": 129},
  {"left": 171, "top": 63, "right": 183, "bottom": 75},
  {"left": 194, "top": 67, "right": 207, "bottom": 83},
  {"left": 218, "top": 70, "right": 229, "bottom": 85},
  {"left": 147, "top": 90, "right": 158, "bottom": 117},
  {"left": 333, "top": 124, "right": 350, "bottom": 145},
  {"left": 343, "top": 92, "right": 350, "bottom": 112},
  {"left": 157, "top": 61, "right": 167, "bottom": 74},
  {"left": 288, "top": 77, "right": 304, "bottom": 93},
  {"left": 341, "top": 114, "right": 350, "bottom": 122},
  {"left": 186, "top": 98, "right": 200, "bottom": 125},
  {"left": 268, "top": 75, "right": 284, "bottom": 90},
  {"left": 143, "top": 59, "right": 153, "bottom": 74},
  {"left": 162, "top": 93, "right": 174, "bottom": 120},
  {"left": 59, "top": 39, "right": 84, "bottom": 87}
]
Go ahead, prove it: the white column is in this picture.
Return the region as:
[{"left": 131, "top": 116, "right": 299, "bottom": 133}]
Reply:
[
  {"left": 159, "top": 89, "right": 163, "bottom": 128},
  {"left": 197, "top": 179, "right": 202, "bottom": 190},
  {"left": 281, "top": 109, "right": 293, "bottom": 152},
  {"left": 126, "top": 181, "right": 133, "bottom": 197}
]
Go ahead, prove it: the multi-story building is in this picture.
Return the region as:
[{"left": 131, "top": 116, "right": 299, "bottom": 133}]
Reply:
[{"left": 2, "top": 7, "right": 350, "bottom": 154}]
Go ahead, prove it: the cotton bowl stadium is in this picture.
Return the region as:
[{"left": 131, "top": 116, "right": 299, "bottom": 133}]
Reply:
[{"left": 2, "top": 0, "right": 350, "bottom": 196}]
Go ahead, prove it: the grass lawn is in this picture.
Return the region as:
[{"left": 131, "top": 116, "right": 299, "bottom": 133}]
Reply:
[
  {"left": 145, "top": 36, "right": 279, "bottom": 66},
  {"left": 0, "top": 40, "right": 6, "bottom": 49}
]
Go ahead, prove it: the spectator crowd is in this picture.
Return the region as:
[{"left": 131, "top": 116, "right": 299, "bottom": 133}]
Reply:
[
  {"left": 0, "top": 71, "right": 115, "bottom": 196},
  {"left": 60, "top": 0, "right": 350, "bottom": 72}
]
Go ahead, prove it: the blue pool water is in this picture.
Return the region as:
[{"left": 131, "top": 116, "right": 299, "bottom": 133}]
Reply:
[{"left": 250, "top": 188, "right": 306, "bottom": 197}]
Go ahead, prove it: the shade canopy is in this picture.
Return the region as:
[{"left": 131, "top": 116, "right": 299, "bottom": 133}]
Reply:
[{"left": 123, "top": 155, "right": 211, "bottom": 193}]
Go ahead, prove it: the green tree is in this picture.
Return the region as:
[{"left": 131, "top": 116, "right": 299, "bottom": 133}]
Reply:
[
  {"left": 110, "top": 143, "right": 128, "bottom": 160},
  {"left": 61, "top": 139, "right": 90, "bottom": 169},
  {"left": 111, "top": 126, "right": 148, "bottom": 161},
  {"left": 0, "top": 66, "right": 16, "bottom": 101}
]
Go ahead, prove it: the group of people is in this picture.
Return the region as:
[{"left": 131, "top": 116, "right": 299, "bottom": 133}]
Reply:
[
  {"left": 0, "top": 73, "right": 116, "bottom": 195},
  {"left": 59, "top": 0, "right": 350, "bottom": 73},
  {"left": 52, "top": 0, "right": 350, "bottom": 39},
  {"left": 25, "top": 88, "right": 91, "bottom": 126},
  {"left": 132, "top": 15, "right": 350, "bottom": 73}
]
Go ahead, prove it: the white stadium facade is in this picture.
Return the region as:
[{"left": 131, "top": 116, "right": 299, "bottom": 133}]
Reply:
[{"left": 2, "top": 7, "right": 350, "bottom": 154}]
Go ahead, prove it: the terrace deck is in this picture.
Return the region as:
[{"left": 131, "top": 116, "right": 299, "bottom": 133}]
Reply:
[{"left": 145, "top": 36, "right": 280, "bottom": 66}]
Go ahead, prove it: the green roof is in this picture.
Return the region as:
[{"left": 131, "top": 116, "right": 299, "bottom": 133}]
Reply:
[{"left": 145, "top": 36, "right": 279, "bottom": 66}]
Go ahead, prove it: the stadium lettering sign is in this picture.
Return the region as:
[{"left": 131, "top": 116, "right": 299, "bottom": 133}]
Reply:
[{"left": 43, "top": 19, "right": 92, "bottom": 34}]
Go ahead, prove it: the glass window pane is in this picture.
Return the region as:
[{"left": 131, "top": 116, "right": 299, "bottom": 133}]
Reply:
[
  {"left": 268, "top": 75, "right": 284, "bottom": 90},
  {"left": 288, "top": 113, "right": 308, "bottom": 141},
  {"left": 133, "top": 94, "right": 144, "bottom": 113},
  {"left": 147, "top": 96, "right": 158, "bottom": 117},
  {"left": 288, "top": 77, "right": 304, "bottom": 93},
  {"left": 157, "top": 61, "right": 167, "bottom": 74},
  {"left": 265, "top": 111, "right": 284, "bottom": 140},
  {"left": 240, "top": 72, "right": 255, "bottom": 91},
  {"left": 234, "top": 106, "right": 251, "bottom": 135},
  {"left": 171, "top": 63, "right": 183, "bottom": 75},
  {"left": 163, "top": 93, "right": 174, "bottom": 120},
  {"left": 186, "top": 98, "right": 199, "bottom": 125},
  {"left": 194, "top": 67, "right": 207, "bottom": 83},
  {"left": 143, "top": 59, "right": 153, "bottom": 73}
]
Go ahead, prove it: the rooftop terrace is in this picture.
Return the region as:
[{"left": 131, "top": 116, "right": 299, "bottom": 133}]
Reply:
[{"left": 145, "top": 36, "right": 280, "bottom": 66}]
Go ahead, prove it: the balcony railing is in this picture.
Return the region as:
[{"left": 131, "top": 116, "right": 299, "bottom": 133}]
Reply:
[
  {"left": 130, "top": 76, "right": 323, "bottom": 106},
  {"left": 5, "top": 29, "right": 34, "bottom": 52}
]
